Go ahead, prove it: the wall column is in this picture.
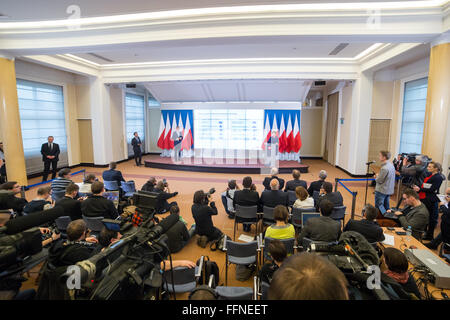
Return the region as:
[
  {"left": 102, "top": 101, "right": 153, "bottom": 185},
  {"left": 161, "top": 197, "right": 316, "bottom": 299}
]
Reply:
[{"left": 0, "top": 57, "right": 28, "bottom": 185}]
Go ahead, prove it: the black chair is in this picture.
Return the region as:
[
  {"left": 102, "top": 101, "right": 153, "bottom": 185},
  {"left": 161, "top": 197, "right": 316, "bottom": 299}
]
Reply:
[
  {"left": 331, "top": 206, "right": 346, "bottom": 229},
  {"left": 234, "top": 205, "right": 259, "bottom": 240},
  {"left": 262, "top": 206, "right": 275, "bottom": 226},
  {"left": 287, "top": 191, "right": 297, "bottom": 206},
  {"left": 224, "top": 236, "right": 259, "bottom": 285},
  {"left": 215, "top": 286, "right": 254, "bottom": 300},
  {"left": 312, "top": 190, "right": 320, "bottom": 206},
  {"left": 291, "top": 207, "right": 317, "bottom": 231},
  {"left": 163, "top": 266, "right": 201, "bottom": 294},
  {"left": 262, "top": 237, "right": 296, "bottom": 262},
  {"left": 55, "top": 215, "right": 71, "bottom": 236},
  {"left": 82, "top": 215, "right": 104, "bottom": 236}
]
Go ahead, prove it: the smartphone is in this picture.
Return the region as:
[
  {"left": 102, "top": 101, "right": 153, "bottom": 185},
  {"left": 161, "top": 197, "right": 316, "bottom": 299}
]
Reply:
[
  {"left": 387, "top": 227, "right": 395, "bottom": 231},
  {"left": 395, "top": 231, "right": 407, "bottom": 236}
]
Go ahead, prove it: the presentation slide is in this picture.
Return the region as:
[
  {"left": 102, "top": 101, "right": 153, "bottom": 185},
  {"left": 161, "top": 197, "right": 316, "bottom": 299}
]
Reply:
[{"left": 194, "top": 109, "right": 264, "bottom": 150}]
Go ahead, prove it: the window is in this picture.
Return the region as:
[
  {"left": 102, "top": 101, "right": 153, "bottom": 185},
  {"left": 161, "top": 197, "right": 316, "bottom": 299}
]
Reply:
[
  {"left": 17, "top": 79, "right": 68, "bottom": 174},
  {"left": 399, "top": 77, "right": 428, "bottom": 154},
  {"left": 125, "top": 93, "right": 145, "bottom": 156}
]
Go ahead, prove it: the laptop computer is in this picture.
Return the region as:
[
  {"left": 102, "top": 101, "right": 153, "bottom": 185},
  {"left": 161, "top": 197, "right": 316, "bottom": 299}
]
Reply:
[{"left": 103, "top": 191, "right": 119, "bottom": 209}]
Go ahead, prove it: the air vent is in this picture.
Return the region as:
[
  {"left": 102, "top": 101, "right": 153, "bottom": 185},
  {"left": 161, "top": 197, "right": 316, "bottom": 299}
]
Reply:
[
  {"left": 126, "top": 83, "right": 136, "bottom": 88},
  {"left": 329, "top": 43, "right": 349, "bottom": 56},
  {"left": 314, "top": 81, "right": 326, "bottom": 86},
  {"left": 87, "top": 53, "right": 114, "bottom": 63}
]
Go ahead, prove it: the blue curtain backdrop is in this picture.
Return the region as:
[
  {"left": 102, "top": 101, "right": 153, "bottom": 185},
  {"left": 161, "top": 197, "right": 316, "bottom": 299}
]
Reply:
[{"left": 160, "top": 109, "right": 194, "bottom": 157}]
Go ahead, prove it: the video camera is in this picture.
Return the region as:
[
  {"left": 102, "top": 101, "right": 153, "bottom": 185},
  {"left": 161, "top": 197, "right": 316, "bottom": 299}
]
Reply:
[
  {"left": 201, "top": 188, "right": 216, "bottom": 205},
  {"left": 63, "top": 213, "right": 179, "bottom": 300}
]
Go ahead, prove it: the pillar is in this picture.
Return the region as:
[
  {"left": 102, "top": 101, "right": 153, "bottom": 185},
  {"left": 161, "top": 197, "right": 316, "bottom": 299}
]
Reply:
[{"left": 0, "top": 57, "right": 28, "bottom": 186}]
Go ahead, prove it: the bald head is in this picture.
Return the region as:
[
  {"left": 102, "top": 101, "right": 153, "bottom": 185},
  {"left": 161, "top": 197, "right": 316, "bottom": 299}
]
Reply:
[
  {"left": 271, "top": 167, "right": 279, "bottom": 175},
  {"left": 270, "top": 179, "right": 280, "bottom": 190}
]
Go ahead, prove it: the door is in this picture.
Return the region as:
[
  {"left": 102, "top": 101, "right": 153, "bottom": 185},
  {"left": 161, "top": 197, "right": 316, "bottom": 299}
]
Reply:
[{"left": 324, "top": 92, "right": 339, "bottom": 165}]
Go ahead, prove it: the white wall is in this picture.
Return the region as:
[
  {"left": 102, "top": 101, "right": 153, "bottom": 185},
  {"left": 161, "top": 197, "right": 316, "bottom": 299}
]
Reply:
[{"left": 337, "top": 83, "right": 354, "bottom": 170}]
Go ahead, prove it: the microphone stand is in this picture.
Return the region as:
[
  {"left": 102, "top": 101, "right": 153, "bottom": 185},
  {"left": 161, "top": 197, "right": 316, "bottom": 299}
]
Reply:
[{"left": 364, "top": 162, "right": 374, "bottom": 206}]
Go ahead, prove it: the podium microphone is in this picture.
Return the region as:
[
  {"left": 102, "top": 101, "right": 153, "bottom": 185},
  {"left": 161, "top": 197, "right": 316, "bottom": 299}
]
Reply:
[{"left": 365, "top": 160, "right": 376, "bottom": 165}]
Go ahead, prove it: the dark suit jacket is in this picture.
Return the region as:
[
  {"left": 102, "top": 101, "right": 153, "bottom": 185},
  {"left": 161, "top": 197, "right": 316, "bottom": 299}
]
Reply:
[
  {"left": 260, "top": 190, "right": 288, "bottom": 208},
  {"left": 263, "top": 176, "right": 285, "bottom": 191},
  {"left": 284, "top": 179, "right": 307, "bottom": 192},
  {"left": 298, "top": 216, "right": 341, "bottom": 243},
  {"left": 233, "top": 189, "right": 260, "bottom": 208},
  {"left": 131, "top": 137, "right": 142, "bottom": 153},
  {"left": 307, "top": 180, "right": 325, "bottom": 196},
  {"left": 56, "top": 196, "right": 83, "bottom": 221},
  {"left": 344, "top": 219, "right": 385, "bottom": 243},
  {"left": 102, "top": 169, "right": 125, "bottom": 185},
  {"left": 317, "top": 192, "right": 344, "bottom": 207},
  {"left": 41, "top": 143, "right": 60, "bottom": 162}
]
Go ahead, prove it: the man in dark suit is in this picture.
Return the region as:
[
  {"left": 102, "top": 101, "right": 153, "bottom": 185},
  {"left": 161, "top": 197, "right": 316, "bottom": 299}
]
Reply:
[
  {"left": 260, "top": 179, "right": 289, "bottom": 209},
  {"left": 307, "top": 170, "right": 327, "bottom": 196},
  {"left": 344, "top": 204, "right": 385, "bottom": 243},
  {"left": 131, "top": 132, "right": 143, "bottom": 166},
  {"left": 233, "top": 176, "right": 260, "bottom": 231},
  {"left": 55, "top": 183, "right": 83, "bottom": 221},
  {"left": 298, "top": 200, "right": 341, "bottom": 243},
  {"left": 41, "top": 136, "right": 60, "bottom": 181},
  {"left": 284, "top": 169, "right": 307, "bottom": 192},
  {"left": 317, "top": 181, "right": 344, "bottom": 208},
  {"left": 102, "top": 162, "right": 125, "bottom": 187},
  {"left": 263, "top": 167, "right": 285, "bottom": 191}
]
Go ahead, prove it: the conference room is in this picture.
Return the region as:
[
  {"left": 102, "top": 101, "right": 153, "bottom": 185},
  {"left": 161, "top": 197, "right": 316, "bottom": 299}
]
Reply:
[{"left": 0, "top": 0, "right": 449, "bottom": 309}]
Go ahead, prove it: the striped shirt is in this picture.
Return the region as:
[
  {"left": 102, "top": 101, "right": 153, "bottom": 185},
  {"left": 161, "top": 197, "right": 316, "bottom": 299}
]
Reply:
[{"left": 51, "top": 177, "right": 73, "bottom": 193}]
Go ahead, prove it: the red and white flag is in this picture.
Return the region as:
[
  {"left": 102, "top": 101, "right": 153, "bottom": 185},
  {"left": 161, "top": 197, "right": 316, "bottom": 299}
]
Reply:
[
  {"left": 293, "top": 113, "right": 302, "bottom": 152},
  {"left": 279, "top": 114, "right": 286, "bottom": 153},
  {"left": 182, "top": 114, "right": 193, "bottom": 150},
  {"left": 163, "top": 113, "right": 172, "bottom": 150},
  {"left": 170, "top": 113, "right": 177, "bottom": 149},
  {"left": 157, "top": 114, "right": 165, "bottom": 149},
  {"left": 286, "top": 113, "right": 294, "bottom": 153},
  {"left": 261, "top": 113, "right": 271, "bottom": 150},
  {"left": 178, "top": 113, "right": 184, "bottom": 137}
]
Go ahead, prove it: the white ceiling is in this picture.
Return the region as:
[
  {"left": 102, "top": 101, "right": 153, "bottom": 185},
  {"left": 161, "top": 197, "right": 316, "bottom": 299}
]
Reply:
[
  {"left": 0, "top": 0, "right": 409, "bottom": 21},
  {"left": 143, "top": 79, "right": 314, "bottom": 102},
  {"left": 73, "top": 39, "right": 373, "bottom": 64}
]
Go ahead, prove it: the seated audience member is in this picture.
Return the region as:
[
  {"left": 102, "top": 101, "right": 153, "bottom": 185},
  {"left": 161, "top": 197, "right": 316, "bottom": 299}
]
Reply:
[
  {"left": 55, "top": 183, "right": 83, "bottom": 221},
  {"left": 0, "top": 181, "right": 28, "bottom": 214},
  {"left": 141, "top": 177, "right": 157, "bottom": 192},
  {"left": 380, "top": 189, "right": 429, "bottom": 240},
  {"left": 81, "top": 181, "right": 118, "bottom": 219},
  {"left": 268, "top": 252, "right": 349, "bottom": 300},
  {"left": 260, "top": 179, "right": 289, "bottom": 208},
  {"left": 23, "top": 186, "right": 53, "bottom": 215},
  {"left": 154, "top": 181, "right": 178, "bottom": 214},
  {"left": 317, "top": 181, "right": 344, "bottom": 208},
  {"left": 192, "top": 190, "right": 222, "bottom": 247},
  {"left": 78, "top": 174, "right": 96, "bottom": 194},
  {"left": 382, "top": 247, "right": 421, "bottom": 299},
  {"left": 293, "top": 186, "right": 315, "bottom": 209},
  {"left": 165, "top": 204, "right": 194, "bottom": 253},
  {"left": 298, "top": 200, "right": 341, "bottom": 243},
  {"left": 221, "top": 179, "right": 238, "bottom": 219},
  {"left": 36, "top": 219, "right": 98, "bottom": 300},
  {"left": 92, "top": 227, "right": 123, "bottom": 255},
  {"left": 263, "top": 167, "right": 285, "bottom": 191},
  {"left": 102, "top": 162, "right": 125, "bottom": 187},
  {"left": 307, "top": 170, "right": 327, "bottom": 196},
  {"left": 284, "top": 169, "right": 307, "bottom": 192},
  {"left": 259, "top": 239, "right": 287, "bottom": 284},
  {"left": 189, "top": 287, "right": 217, "bottom": 300},
  {"left": 426, "top": 187, "right": 450, "bottom": 250},
  {"left": 265, "top": 205, "right": 295, "bottom": 240},
  {"left": 51, "top": 168, "right": 73, "bottom": 194},
  {"left": 343, "top": 204, "right": 385, "bottom": 243},
  {"left": 233, "top": 176, "right": 259, "bottom": 208}
]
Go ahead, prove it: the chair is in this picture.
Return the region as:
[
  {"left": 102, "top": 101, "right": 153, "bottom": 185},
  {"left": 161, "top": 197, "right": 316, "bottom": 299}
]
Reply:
[
  {"left": 439, "top": 242, "right": 450, "bottom": 262},
  {"left": 291, "top": 207, "right": 316, "bottom": 230},
  {"left": 261, "top": 281, "right": 270, "bottom": 300},
  {"left": 51, "top": 190, "right": 66, "bottom": 202},
  {"left": 234, "top": 205, "right": 258, "bottom": 240},
  {"left": 120, "top": 181, "right": 136, "bottom": 197},
  {"left": 287, "top": 191, "right": 297, "bottom": 206},
  {"left": 103, "top": 180, "right": 119, "bottom": 191},
  {"left": 82, "top": 215, "right": 104, "bottom": 235},
  {"left": 163, "top": 266, "right": 200, "bottom": 294},
  {"left": 215, "top": 286, "right": 254, "bottom": 300},
  {"left": 312, "top": 190, "right": 320, "bottom": 206},
  {"left": 301, "top": 212, "right": 321, "bottom": 226},
  {"left": 331, "top": 206, "right": 346, "bottom": 229},
  {"left": 224, "top": 236, "right": 259, "bottom": 285},
  {"left": 300, "top": 237, "right": 335, "bottom": 251},
  {"left": 55, "top": 216, "right": 71, "bottom": 233},
  {"left": 262, "top": 206, "right": 275, "bottom": 226},
  {"left": 262, "top": 237, "right": 295, "bottom": 262}
]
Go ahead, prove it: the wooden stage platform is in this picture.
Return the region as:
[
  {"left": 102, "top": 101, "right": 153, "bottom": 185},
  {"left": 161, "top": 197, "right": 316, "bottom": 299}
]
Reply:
[{"left": 144, "top": 155, "right": 309, "bottom": 174}]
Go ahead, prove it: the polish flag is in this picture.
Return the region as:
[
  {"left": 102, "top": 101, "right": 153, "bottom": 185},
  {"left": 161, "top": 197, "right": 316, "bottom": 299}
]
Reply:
[
  {"left": 279, "top": 114, "right": 286, "bottom": 153},
  {"left": 293, "top": 113, "right": 302, "bottom": 152},
  {"left": 178, "top": 113, "right": 184, "bottom": 137},
  {"left": 285, "top": 113, "right": 294, "bottom": 153},
  {"left": 170, "top": 113, "right": 177, "bottom": 149},
  {"left": 157, "top": 114, "right": 165, "bottom": 149},
  {"left": 261, "top": 113, "right": 271, "bottom": 150},
  {"left": 182, "top": 114, "right": 193, "bottom": 150},
  {"left": 163, "top": 113, "right": 171, "bottom": 150}
]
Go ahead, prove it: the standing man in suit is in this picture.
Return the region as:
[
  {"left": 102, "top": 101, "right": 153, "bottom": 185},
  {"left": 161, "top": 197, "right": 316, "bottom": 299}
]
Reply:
[
  {"left": 172, "top": 126, "right": 183, "bottom": 163},
  {"left": 131, "top": 132, "right": 143, "bottom": 166},
  {"left": 41, "top": 136, "right": 60, "bottom": 182}
]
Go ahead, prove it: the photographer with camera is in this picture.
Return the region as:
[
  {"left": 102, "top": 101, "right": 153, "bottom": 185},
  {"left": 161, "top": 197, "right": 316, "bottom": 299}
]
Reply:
[
  {"left": 192, "top": 189, "right": 221, "bottom": 248},
  {"left": 0, "top": 181, "right": 28, "bottom": 215},
  {"left": 154, "top": 180, "right": 178, "bottom": 214},
  {"left": 400, "top": 154, "right": 429, "bottom": 187}
]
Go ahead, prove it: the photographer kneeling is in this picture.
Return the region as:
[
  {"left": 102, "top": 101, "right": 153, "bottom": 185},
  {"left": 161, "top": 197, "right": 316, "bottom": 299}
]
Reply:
[
  {"left": 192, "top": 189, "right": 222, "bottom": 248},
  {"left": 36, "top": 219, "right": 98, "bottom": 300}
]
